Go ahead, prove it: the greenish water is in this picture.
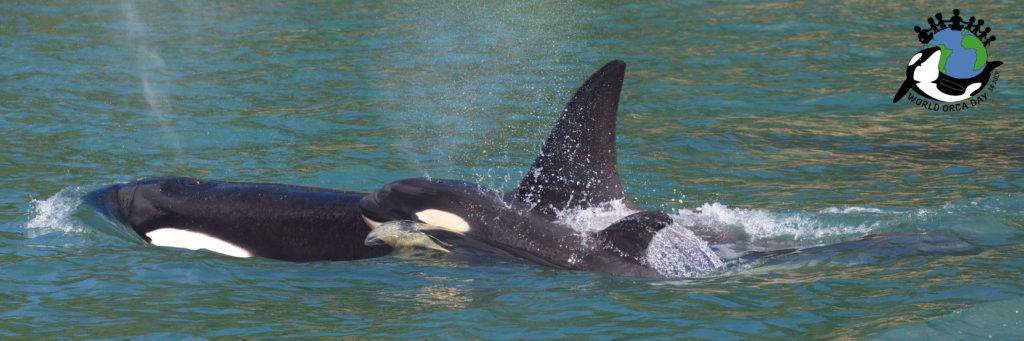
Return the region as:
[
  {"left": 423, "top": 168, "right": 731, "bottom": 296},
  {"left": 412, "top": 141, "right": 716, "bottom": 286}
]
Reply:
[{"left": 3, "top": 0, "right": 1023, "bottom": 339}]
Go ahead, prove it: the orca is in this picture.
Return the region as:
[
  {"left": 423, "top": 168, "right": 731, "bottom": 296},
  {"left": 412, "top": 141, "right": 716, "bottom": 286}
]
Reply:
[
  {"left": 893, "top": 46, "right": 1002, "bottom": 103},
  {"left": 84, "top": 177, "right": 391, "bottom": 261},
  {"left": 360, "top": 60, "right": 745, "bottom": 277},
  {"left": 82, "top": 60, "right": 741, "bottom": 275},
  {"left": 360, "top": 178, "right": 674, "bottom": 277}
]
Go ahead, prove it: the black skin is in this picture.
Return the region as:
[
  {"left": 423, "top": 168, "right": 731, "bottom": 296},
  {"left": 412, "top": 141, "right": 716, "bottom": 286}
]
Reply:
[
  {"left": 84, "top": 177, "right": 391, "bottom": 261},
  {"left": 360, "top": 177, "right": 670, "bottom": 277}
]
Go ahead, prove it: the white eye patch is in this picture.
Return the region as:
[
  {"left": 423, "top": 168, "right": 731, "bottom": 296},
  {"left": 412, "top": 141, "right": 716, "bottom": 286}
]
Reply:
[
  {"left": 414, "top": 209, "right": 471, "bottom": 233},
  {"left": 908, "top": 51, "right": 923, "bottom": 66},
  {"left": 146, "top": 228, "right": 252, "bottom": 258}
]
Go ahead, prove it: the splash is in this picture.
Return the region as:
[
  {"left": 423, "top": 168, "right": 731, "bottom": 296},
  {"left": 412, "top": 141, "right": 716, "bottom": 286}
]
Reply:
[
  {"left": 25, "top": 188, "right": 85, "bottom": 238},
  {"left": 553, "top": 199, "right": 724, "bottom": 277},
  {"left": 550, "top": 199, "right": 922, "bottom": 277},
  {"left": 554, "top": 199, "right": 640, "bottom": 233},
  {"left": 647, "top": 223, "right": 725, "bottom": 277},
  {"left": 673, "top": 202, "right": 879, "bottom": 242}
]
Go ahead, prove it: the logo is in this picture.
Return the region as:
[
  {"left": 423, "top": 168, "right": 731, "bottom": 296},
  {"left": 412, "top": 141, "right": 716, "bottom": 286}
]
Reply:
[{"left": 893, "top": 9, "right": 1002, "bottom": 112}]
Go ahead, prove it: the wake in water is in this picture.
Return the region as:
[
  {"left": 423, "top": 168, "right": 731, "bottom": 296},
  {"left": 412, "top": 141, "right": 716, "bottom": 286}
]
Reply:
[
  {"left": 542, "top": 195, "right": 1005, "bottom": 277},
  {"left": 547, "top": 198, "right": 883, "bottom": 277}
]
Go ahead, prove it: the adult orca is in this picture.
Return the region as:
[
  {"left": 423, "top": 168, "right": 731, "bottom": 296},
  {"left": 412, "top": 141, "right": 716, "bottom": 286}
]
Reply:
[
  {"left": 892, "top": 46, "right": 1002, "bottom": 103},
  {"left": 360, "top": 60, "right": 743, "bottom": 277},
  {"left": 84, "top": 177, "right": 391, "bottom": 261}
]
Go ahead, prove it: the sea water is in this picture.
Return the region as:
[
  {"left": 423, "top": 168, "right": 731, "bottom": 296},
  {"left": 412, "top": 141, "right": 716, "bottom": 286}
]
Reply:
[{"left": 2, "top": 1, "right": 1022, "bottom": 338}]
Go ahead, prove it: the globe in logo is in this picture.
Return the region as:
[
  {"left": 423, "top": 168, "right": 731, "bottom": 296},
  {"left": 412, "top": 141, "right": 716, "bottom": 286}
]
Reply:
[
  {"left": 894, "top": 9, "right": 1002, "bottom": 107},
  {"left": 928, "top": 28, "right": 988, "bottom": 79}
]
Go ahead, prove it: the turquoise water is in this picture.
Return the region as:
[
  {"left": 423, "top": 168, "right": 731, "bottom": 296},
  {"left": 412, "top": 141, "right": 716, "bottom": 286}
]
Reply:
[{"left": 3, "top": 0, "right": 1023, "bottom": 338}]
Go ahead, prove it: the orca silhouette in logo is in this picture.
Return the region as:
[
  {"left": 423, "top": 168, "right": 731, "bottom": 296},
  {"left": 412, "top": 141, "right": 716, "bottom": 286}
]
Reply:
[{"left": 893, "top": 46, "right": 1002, "bottom": 103}]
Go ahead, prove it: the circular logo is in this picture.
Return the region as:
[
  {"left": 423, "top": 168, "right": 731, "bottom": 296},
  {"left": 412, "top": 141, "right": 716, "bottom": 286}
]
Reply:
[{"left": 894, "top": 9, "right": 1003, "bottom": 111}]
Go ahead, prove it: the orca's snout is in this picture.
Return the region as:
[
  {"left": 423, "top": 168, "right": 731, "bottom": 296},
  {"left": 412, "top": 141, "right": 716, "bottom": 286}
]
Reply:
[
  {"left": 358, "top": 188, "right": 385, "bottom": 224},
  {"left": 360, "top": 183, "right": 409, "bottom": 229},
  {"left": 83, "top": 184, "right": 125, "bottom": 223}
]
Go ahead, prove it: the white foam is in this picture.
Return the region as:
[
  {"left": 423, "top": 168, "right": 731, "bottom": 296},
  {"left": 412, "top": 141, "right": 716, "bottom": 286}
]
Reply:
[
  {"left": 673, "top": 202, "right": 877, "bottom": 241},
  {"left": 554, "top": 199, "right": 640, "bottom": 233},
  {"left": 819, "top": 206, "right": 885, "bottom": 215},
  {"left": 146, "top": 228, "right": 252, "bottom": 258},
  {"left": 552, "top": 199, "right": 725, "bottom": 277},
  {"left": 646, "top": 222, "right": 724, "bottom": 277},
  {"left": 25, "top": 188, "right": 85, "bottom": 238}
]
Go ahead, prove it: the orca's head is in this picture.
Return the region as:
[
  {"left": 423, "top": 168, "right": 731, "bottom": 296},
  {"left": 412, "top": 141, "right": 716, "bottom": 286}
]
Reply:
[
  {"left": 359, "top": 178, "right": 512, "bottom": 251},
  {"left": 83, "top": 177, "right": 216, "bottom": 227},
  {"left": 893, "top": 46, "right": 945, "bottom": 103},
  {"left": 907, "top": 46, "right": 943, "bottom": 83},
  {"left": 359, "top": 177, "right": 501, "bottom": 231}
]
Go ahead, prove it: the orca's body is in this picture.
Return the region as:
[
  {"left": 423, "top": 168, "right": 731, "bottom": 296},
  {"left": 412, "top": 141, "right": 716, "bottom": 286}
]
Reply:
[
  {"left": 360, "top": 177, "right": 673, "bottom": 277},
  {"left": 360, "top": 60, "right": 746, "bottom": 277},
  {"left": 85, "top": 178, "right": 391, "bottom": 261}
]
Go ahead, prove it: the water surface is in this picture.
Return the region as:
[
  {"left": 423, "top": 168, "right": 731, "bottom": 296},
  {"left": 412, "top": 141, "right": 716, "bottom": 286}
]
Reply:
[{"left": 3, "top": 1, "right": 1023, "bottom": 339}]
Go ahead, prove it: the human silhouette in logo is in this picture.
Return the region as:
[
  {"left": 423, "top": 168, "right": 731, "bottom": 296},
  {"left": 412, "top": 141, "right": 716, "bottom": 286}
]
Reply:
[
  {"left": 948, "top": 9, "right": 964, "bottom": 30},
  {"left": 971, "top": 19, "right": 985, "bottom": 35},
  {"left": 977, "top": 27, "right": 991, "bottom": 41},
  {"left": 934, "top": 13, "right": 947, "bottom": 30},
  {"left": 964, "top": 16, "right": 976, "bottom": 32},
  {"left": 927, "top": 18, "right": 940, "bottom": 32},
  {"left": 914, "top": 26, "right": 933, "bottom": 43}
]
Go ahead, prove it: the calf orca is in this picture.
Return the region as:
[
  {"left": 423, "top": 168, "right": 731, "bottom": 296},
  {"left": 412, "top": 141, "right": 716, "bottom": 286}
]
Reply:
[
  {"left": 360, "top": 60, "right": 744, "bottom": 277},
  {"left": 360, "top": 178, "right": 674, "bottom": 277},
  {"left": 84, "top": 177, "right": 391, "bottom": 261}
]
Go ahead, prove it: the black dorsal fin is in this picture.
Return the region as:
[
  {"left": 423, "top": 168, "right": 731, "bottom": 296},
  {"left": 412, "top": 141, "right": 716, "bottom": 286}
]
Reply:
[
  {"left": 597, "top": 211, "right": 672, "bottom": 261},
  {"left": 509, "top": 60, "right": 641, "bottom": 216}
]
